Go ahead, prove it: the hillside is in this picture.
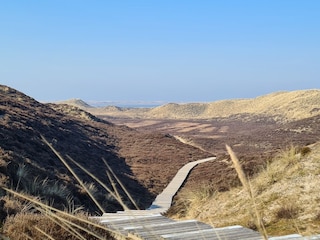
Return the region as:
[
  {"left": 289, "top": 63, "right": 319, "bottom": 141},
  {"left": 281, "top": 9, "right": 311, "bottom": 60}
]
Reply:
[
  {"left": 2, "top": 85, "right": 320, "bottom": 238},
  {"left": 73, "top": 89, "right": 320, "bottom": 121},
  {"left": 55, "top": 98, "right": 94, "bottom": 108},
  {"left": 0, "top": 85, "right": 211, "bottom": 221},
  {"left": 167, "top": 143, "right": 320, "bottom": 236},
  {"left": 52, "top": 89, "right": 320, "bottom": 204}
]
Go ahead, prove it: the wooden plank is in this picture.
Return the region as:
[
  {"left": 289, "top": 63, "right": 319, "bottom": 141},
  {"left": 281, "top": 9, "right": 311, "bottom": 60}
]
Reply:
[
  {"left": 148, "top": 157, "right": 216, "bottom": 213},
  {"left": 160, "top": 225, "right": 263, "bottom": 240},
  {"left": 268, "top": 234, "right": 320, "bottom": 240},
  {"left": 99, "top": 213, "right": 162, "bottom": 221},
  {"left": 93, "top": 157, "right": 320, "bottom": 240},
  {"left": 129, "top": 220, "right": 213, "bottom": 239},
  {"left": 123, "top": 219, "right": 198, "bottom": 231},
  {"left": 102, "top": 215, "right": 173, "bottom": 232}
]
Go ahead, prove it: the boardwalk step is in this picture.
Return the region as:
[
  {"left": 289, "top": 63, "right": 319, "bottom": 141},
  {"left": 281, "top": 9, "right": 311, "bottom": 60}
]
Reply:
[
  {"left": 159, "top": 225, "right": 262, "bottom": 240},
  {"left": 92, "top": 157, "right": 319, "bottom": 239},
  {"left": 128, "top": 220, "right": 213, "bottom": 239}
]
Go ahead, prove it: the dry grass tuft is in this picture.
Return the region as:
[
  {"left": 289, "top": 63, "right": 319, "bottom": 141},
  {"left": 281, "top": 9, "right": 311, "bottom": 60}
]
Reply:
[
  {"left": 40, "top": 135, "right": 105, "bottom": 214},
  {"left": 3, "top": 212, "right": 112, "bottom": 240},
  {"left": 226, "top": 145, "right": 268, "bottom": 239},
  {"left": 168, "top": 142, "right": 320, "bottom": 236},
  {"left": 1, "top": 179, "right": 118, "bottom": 240},
  {"left": 171, "top": 183, "right": 215, "bottom": 218},
  {"left": 299, "top": 146, "right": 311, "bottom": 156},
  {"left": 0, "top": 136, "right": 136, "bottom": 239},
  {"left": 276, "top": 204, "right": 300, "bottom": 220}
]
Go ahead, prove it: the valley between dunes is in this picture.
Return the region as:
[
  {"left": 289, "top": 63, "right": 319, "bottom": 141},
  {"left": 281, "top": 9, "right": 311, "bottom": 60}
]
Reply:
[
  {"left": 64, "top": 89, "right": 320, "bottom": 122},
  {"left": 1, "top": 86, "right": 320, "bottom": 237},
  {"left": 66, "top": 89, "right": 320, "bottom": 235}
]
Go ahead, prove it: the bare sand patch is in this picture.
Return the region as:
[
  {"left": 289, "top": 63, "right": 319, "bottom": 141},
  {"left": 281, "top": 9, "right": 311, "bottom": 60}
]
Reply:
[
  {"left": 218, "top": 126, "right": 229, "bottom": 132},
  {"left": 124, "top": 120, "right": 161, "bottom": 128}
]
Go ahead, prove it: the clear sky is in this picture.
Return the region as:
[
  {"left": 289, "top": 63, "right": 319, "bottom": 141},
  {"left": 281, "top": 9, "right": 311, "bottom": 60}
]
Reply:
[{"left": 1, "top": 1, "right": 319, "bottom": 103}]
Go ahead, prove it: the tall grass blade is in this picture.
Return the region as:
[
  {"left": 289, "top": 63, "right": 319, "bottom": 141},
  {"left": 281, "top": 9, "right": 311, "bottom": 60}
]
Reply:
[
  {"left": 36, "top": 207, "right": 87, "bottom": 240},
  {"left": 45, "top": 210, "right": 104, "bottom": 240},
  {"left": 226, "top": 144, "right": 268, "bottom": 240},
  {"left": 2, "top": 187, "right": 123, "bottom": 237},
  {"left": 66, "top": 155, "right": 124, "bottom": 209},
  {"left": 23, "top": 233, "right": 33, "bottom": 240},
  {"left": 103, "top": 158, "right": 140, "bottom": 210},
  {"left": 35, "top": 227, "right": 56, "bottom": 240},
  {"left": 40, "top": 135, "right": 105, "bottom": 213},
  {"left": 105, "top": 169, "right": 128, "bottom": 210}
]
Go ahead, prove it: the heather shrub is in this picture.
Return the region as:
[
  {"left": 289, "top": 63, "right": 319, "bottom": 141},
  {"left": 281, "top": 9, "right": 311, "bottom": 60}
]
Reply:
[
  {"left": 276, "top": 203, "right": 300, "bottom": 220},
  {"left": 3, "top": 212, "right": 113, "bottom": 240},
  {"left": 299, "top": 146, "right": 311, "bottom": 156}
]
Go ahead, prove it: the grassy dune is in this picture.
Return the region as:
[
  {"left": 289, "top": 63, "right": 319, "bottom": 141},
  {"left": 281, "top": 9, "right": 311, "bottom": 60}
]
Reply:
[
  {"left": 149, "top": 90, "right": 320, "bottom": 120},
  {"left": 167, "top": 143, "right": 320, "bottom": 236},
  {"left": 83, "top": 89, "right": 320, "bottom": 121}
]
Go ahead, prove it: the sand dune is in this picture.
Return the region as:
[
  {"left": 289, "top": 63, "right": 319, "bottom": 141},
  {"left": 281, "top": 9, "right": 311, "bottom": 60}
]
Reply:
[{"left": 61, "top": 89, "right": 320, "bottom": 121}]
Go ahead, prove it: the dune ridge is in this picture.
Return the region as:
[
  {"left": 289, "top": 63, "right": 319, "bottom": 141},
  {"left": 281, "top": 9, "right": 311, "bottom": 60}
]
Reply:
[{"left": 63, "top": 89, "right": 320, "bottom": 121}]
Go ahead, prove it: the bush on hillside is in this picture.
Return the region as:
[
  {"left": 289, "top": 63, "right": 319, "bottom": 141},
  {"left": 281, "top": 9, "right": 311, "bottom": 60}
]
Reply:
[{"left": 3, "top": 212, "right": 114, "bottom": 240}]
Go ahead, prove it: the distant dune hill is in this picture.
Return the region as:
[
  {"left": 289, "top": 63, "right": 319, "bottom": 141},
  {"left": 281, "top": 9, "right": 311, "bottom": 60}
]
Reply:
[
  {"left": 56, "top": 98, "right": 93, "bottom": 108},
  {"left": 70, "top": 89, "right": 320, "bottom": 121},
  {"left": 149, "top": 103, "right": 208, "bottom": 119},
  {"left": 0, "top": 84, "right": 210, "bottom": 215},
  {"left": 98, "top": 105, "right": 150, "bottom": 118},
  {"left": 202, "top": 89, "right": 320, "bottom": 120}
]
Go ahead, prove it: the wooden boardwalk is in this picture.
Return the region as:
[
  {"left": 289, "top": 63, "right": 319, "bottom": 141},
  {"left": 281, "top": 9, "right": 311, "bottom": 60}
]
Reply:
[
  {"left": 99, "top": 211, "right": 264, "bottom": 239},
  {"left": 147, "top": 157, "right": 216, "bottom": 213},
  {"left": 94, "top": 157, "right": 320, "bottom": 240}
]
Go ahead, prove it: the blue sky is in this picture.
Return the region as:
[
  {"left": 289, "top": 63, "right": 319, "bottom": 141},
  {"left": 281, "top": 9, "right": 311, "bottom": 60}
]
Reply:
[{"left": 1, "top": 1, "right": 319, "bottom": 102}]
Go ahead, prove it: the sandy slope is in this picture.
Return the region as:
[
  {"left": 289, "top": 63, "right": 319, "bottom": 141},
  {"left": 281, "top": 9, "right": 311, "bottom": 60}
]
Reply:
[{"left": 63, "top": 89, "right": 320, "bottom": 121}]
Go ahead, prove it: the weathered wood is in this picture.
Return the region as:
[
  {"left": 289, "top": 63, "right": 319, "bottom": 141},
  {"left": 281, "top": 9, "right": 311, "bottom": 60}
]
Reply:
[
  {"left": 148, "top": 157, "right": 216, "bottom": 213},
  {"left": 160, "top": 225, "right": 262, "bottom": 240},
  {"left": 93, "top": 157, "right": 319, "bottom": 240}
]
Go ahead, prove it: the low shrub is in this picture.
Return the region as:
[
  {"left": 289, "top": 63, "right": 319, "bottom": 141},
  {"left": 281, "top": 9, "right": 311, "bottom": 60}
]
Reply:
[
  {"left": 276, "top": 204, "right": 300, "bottom": 220},
  {"left": 276, "top": 145, "right": 301, "bottom": 167},
  {"left": 299, "top": 146, "right": 311, "bottom": 156},
  {"left": 3, "top": 212, "right": 113, "bottom": 240}
]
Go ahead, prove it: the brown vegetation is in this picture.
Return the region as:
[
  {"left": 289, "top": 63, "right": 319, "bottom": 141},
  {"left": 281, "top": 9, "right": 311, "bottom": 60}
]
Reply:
[
  {"left": 1, "top": 84, "right": 320, "bottom": 237},
  {"left": 0, "top": 85, "right": 210, "bottom": 224},
  {"left": 3, "top": 212, "right": 113, "bottom": 240}
]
